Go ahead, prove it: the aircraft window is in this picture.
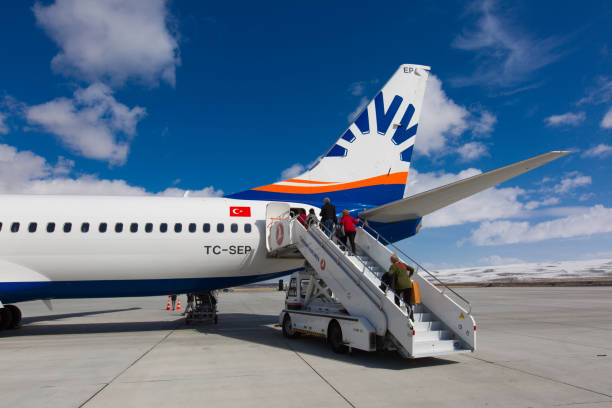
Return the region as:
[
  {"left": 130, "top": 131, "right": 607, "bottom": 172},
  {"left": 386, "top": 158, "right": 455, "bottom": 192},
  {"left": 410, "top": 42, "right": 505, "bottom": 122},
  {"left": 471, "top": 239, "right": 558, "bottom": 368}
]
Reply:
[
  {"left": 145, "top": 223, "right": 153, "bottom": 233},
  {"left": 160, "top": 223, "right": 168, "bottom": 233},
  {"left": 130, "top": 223, "right": 138, "bottom": 233},
  {"left": 11, "top": 222, "right": 19, "bottom": 233},
  {"left": 115, "top": 223, "right": 123, "bottom": 233},
  {"left": 203, "top": 223, "right": 210, "bottom": 233},
  {"left": 174, "top": 223, "right": 182, "bottom": 233},
  {"left": 99, "top": 222, "right": 107, "bottom": 233},
  {"left": 217, "top": 223, "right": 224, "bottom": 233},
  {"left": 244, "top": 223, "right": 252, "bottom": 233},
  {"left": 63, "top": 222, "right": 72, "bottom": 233},
  {"left": 0, "top": 222, "right": 2, "bottom": 232},
  {"left": 81, "top": 222, "right": 89, "bottom": 233},
  {"left": 28, "top": 222, "right": 37, "bottom": 233},
  {"left": 47, "top": 222, "right": 55, "bottom": 233},
  {"left": 231, "top": 223, "right": 238, "bottom": 233},
  {"left": 188, "top": 223, "right": 196, "bottom": 233}
]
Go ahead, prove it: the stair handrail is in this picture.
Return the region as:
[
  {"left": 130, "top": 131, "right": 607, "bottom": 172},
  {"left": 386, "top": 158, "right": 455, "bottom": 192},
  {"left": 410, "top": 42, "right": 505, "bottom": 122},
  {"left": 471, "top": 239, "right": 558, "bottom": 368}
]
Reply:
[
  {"left": 313, "top": 219, "right": 414, "bottom": 316},
  {"left": 360, "top": 223, "right": 472, "bottom": 315}
]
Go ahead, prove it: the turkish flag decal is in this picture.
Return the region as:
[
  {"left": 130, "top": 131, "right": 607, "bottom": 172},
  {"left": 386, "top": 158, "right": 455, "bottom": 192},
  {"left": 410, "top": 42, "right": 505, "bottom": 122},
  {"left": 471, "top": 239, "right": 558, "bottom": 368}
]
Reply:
[{"left": 230, "top": 206, "right": 251, "bottom": 217}]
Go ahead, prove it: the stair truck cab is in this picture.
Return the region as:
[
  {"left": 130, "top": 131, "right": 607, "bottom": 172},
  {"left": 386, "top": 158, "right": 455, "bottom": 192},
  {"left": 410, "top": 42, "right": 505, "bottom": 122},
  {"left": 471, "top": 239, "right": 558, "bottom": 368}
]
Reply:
[{"left": 280, "top": 268, "right": 379, "bottom": 353}]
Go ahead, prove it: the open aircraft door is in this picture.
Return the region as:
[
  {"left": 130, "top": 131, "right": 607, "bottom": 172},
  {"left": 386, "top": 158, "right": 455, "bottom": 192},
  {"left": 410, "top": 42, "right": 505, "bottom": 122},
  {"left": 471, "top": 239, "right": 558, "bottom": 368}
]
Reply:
[{"left": 266, "top": 202, "right": 291, "bottom": 252}]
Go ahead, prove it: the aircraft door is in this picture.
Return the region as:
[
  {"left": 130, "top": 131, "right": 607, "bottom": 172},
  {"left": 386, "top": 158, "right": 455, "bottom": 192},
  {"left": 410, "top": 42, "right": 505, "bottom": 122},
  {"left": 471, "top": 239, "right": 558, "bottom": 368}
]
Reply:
[{"left": 266, "top": 202, "right": 291, "bottom": 252}]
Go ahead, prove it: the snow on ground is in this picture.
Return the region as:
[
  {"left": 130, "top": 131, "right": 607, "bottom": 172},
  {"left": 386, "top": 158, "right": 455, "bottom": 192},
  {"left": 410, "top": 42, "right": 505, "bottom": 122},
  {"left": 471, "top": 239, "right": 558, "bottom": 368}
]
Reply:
[{"left": 426, "top": 258, "right": 612, "bottom": 284}]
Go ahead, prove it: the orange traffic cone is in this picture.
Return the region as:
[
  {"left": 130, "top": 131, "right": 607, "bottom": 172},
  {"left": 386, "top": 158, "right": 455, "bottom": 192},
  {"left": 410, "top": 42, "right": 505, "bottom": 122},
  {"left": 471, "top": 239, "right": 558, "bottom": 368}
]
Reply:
[
  {"left": 166, "top": 296, "right": 171, "bottom": 311},
  {"left": 176, "top": 299, "right": 182, "bottom": 311}
]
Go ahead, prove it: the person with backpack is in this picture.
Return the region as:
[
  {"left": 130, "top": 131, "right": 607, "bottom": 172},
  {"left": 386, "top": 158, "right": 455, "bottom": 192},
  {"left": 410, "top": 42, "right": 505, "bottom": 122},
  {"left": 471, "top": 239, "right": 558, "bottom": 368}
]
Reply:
[{"left": 387, "top": 254, "right": 414, "bottom": 317}]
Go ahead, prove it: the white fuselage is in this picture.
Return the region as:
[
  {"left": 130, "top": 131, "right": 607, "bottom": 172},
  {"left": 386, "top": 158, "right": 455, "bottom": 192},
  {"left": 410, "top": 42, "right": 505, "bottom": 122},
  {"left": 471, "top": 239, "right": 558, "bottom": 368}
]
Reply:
[{"left": 0, "top": 195, "right": 309, "bottom": 302}]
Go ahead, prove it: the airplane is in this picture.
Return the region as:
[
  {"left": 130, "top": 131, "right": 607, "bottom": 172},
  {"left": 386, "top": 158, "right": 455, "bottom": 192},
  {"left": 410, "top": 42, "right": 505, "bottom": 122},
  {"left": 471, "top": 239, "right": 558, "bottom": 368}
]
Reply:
[{"left": 0, "top": 64, "right": 568, "bottom": 330}]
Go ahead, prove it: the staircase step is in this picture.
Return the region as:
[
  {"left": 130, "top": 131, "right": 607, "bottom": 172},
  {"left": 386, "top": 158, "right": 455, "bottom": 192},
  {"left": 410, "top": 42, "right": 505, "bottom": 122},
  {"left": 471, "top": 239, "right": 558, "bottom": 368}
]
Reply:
[
  {"left": 413, "top": 320, "right": 443, "bottom": 331},
  {"left": 415, "top": 329, "right": 451, "bottom": 341},
  {"left": 413, "top": 312, "right": 434, "bottom": 322},
  {"left": 413, "top": 339, "right": 463, "bottom": 355}
]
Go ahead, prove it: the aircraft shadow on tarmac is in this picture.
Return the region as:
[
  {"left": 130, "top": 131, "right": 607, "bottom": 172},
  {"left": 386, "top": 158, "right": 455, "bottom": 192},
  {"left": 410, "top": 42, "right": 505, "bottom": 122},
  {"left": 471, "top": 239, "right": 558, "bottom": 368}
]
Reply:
[
  {"left": 20, "top": 307, "right": 142, "bottom": 324},
  {"left": 1, "top": 310, "right": 457, "bottom": 369},
  {"left": 192, "top": 312, "right": 458, "bottom": 370}
]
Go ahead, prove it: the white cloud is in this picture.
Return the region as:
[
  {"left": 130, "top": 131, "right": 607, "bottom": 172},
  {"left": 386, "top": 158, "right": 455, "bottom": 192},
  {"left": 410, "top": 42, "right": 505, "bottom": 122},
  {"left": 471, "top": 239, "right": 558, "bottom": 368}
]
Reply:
[
  {"left": 581, "top": 144, "right": 612, "bottom": 158},
  {"left": 452, "top": 0, "right": 564, "bottom": 87},
  {"left": 524, "top": 197, "right": 559, "bottom": 210},
  {"left": 0, "top": 143, "right": 221, "bottom": 197},
  {"left": 26, "top": 83, "right": 146, "bottom": 165},
  {"left": 544, "top": 112, "right": 586, "bottom": 127},
  {"left": 553, "top": 172, "right": 591, "bottom": 194},
  {"left": 347, "top": 97, "right": 368, "bottom": 123},
  {"left": 471, "top": 110, "right": 497, "bottom": 136},
  {"left": 405, "top": 167, "right": 525, "bottom": 228},
  {"left": 280, "top": 163, "right": 306, "bottom": 181},
  {"left": 419, "top": 76, "right": 469, "bottom": 155},
  {"left": 470, "top": 205, "right": 612, "bottom": 245},
  {"left": 579, "top": 193, "right": 595, "bottom": 202},
  {"left": 348, "top": 81, "right": 365, "bottom": 96},
  {"left": 419, "top": 75, "right": 496, "bottom": 159},
  {"left": 577, "top": 77, "right": 612, "bottom": 105},
  {"left": 33, "top": 0, "right": 180, "bottom": 86},
  {"left": 156, "top": 187, "right": 223, "bottom": 197},
  {"left": 602, "top": 106, "right": 612, "bottom": 129},
  {"left": 457, "top": 141, "right": 489, "bottom": 161},
  {"left": 0, "top": 112, "right": 8, "bottom": 134},
  {"left": 477, "top": 254, "right": 525, "bottom": 266}
]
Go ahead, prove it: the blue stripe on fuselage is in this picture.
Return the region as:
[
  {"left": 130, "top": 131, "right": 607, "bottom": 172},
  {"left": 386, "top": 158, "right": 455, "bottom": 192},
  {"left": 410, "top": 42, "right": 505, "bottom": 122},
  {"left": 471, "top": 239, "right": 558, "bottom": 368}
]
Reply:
[
  {"left": 226, "top": 183, "right": 405, "bottom": 207},
  {"left": 0, "top": 269, "right": 301, "bottom": 304}
]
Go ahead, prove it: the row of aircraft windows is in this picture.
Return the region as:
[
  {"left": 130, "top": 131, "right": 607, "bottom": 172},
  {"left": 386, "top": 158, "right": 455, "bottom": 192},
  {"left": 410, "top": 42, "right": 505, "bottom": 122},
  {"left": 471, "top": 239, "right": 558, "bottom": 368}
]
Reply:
[{"left": 0, "top": 222, "right": 252, "bottom": 234}]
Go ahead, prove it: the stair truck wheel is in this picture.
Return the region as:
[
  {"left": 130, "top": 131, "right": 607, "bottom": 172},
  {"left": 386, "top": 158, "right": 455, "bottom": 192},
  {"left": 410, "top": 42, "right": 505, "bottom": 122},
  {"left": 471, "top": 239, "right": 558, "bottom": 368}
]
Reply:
[
  {"left": 6, "top": 305, "right": 21, "bottom": 329},
  {"left": 328, "top": 320, "right": 348, "bottom": 354},
  {"left": 0, "top": 306, "right": 14, "bottom": 330},
  {"left": 282, "top": 314, "right": 299, "bottom": 338}
]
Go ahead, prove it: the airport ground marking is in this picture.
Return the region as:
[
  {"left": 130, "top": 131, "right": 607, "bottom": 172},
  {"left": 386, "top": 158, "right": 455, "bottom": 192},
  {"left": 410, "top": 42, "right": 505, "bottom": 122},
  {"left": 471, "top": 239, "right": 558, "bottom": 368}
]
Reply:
[
  {"left": 282, "top": 338, "right": 356, "bottom": 408},
  {"left": 79, "top": 319, "right": 183, "bottom": 407},
  {"left": 467, "top": 355, "right": 612, "bottom": 399}
]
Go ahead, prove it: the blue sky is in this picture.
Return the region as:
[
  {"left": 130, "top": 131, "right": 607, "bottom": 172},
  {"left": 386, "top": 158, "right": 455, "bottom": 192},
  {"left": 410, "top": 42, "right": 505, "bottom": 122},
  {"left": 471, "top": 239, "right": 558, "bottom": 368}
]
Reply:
[{"left": 0, "top": 0, "right": 611, "bottom": 268}]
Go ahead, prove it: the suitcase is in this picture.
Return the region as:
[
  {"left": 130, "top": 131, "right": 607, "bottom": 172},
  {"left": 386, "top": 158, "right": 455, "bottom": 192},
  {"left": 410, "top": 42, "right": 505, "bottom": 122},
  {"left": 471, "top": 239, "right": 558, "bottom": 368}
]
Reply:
[{"left": 410, "top": 281, "right": 421, "bottom": 305}]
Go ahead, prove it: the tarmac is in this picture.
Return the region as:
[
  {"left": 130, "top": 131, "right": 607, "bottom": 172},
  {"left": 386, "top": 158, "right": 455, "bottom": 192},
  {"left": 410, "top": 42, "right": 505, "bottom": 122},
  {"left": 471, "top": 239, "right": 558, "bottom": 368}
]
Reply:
[{"left": 1, "top": 286, "right": 611, "bottom": 408}]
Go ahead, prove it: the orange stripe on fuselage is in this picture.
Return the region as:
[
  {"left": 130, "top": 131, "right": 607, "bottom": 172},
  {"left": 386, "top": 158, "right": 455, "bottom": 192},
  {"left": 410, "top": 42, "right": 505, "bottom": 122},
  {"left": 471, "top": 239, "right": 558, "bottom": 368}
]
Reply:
[
  {"left": 285, "top": 179, "right": 340, "bottom": 185},
  {"left": 254, "top": 172, "right": 408, "bottom": 194}
]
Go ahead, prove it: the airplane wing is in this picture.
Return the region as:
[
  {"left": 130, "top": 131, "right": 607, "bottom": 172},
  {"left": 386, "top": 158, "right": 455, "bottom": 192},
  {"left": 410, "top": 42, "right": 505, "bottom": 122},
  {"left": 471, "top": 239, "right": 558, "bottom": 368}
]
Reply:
[{"left": 359, "top": 151, "right": 570, "bottom": 223}]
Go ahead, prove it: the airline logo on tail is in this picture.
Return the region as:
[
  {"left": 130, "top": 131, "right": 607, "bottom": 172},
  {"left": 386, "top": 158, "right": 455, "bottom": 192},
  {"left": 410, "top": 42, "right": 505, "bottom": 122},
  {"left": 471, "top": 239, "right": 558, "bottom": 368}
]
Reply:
[{"left": 325, "top": 91, "right": 418, "bottom": 163}]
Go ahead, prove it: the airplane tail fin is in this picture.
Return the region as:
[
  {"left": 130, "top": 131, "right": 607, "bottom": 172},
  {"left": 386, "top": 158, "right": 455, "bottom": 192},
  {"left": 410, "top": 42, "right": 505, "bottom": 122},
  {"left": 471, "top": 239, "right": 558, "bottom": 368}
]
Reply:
[{"left": 227, "top": 64, "right": 430, "bottom": 207}]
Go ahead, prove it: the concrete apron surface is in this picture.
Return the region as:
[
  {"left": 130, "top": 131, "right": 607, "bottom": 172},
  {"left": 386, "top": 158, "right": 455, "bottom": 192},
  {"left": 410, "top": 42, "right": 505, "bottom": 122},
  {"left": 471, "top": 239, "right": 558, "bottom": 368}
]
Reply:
[{"left": 1, "top": 287, "right": 611, "bottom": 408}]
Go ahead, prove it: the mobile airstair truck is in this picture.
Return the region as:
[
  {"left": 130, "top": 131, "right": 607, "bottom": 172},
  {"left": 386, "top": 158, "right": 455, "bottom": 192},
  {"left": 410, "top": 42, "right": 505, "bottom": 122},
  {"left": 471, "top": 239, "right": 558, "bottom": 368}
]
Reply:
[{"left": 268, "top": 205, "right": 476, "bottom": 358}]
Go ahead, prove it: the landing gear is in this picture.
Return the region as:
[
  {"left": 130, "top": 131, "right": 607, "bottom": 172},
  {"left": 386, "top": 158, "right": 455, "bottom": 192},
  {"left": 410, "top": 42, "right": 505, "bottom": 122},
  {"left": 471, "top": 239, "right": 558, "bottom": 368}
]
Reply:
[
  {"left": 328, "top": 320, "right": 347, "bottom": 354},
  {"left": 0, "top": 305, "right": 22, "bottom": 330},
  {"left": 185, "top": 291, "right": 218, "bottom": 325}
]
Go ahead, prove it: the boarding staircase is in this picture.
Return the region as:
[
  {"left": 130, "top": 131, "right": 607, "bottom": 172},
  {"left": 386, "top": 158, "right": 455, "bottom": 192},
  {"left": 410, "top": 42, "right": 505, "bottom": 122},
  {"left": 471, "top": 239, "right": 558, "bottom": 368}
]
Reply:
[{"left": 267, "top": 204, "right": 476, "bottom": 358}]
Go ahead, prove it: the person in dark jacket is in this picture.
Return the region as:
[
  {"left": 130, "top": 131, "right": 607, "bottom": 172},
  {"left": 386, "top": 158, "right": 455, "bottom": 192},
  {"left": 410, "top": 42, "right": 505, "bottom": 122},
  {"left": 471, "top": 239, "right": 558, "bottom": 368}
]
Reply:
[{"left": 319, "top": 197, "right": 337, "bottom": 237}]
